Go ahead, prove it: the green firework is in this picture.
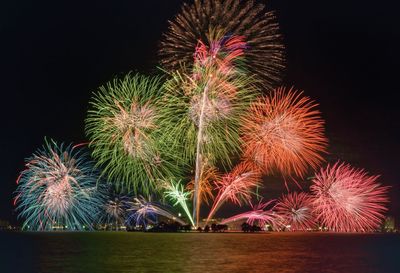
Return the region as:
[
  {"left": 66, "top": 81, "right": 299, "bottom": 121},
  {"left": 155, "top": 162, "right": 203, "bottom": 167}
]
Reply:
[{"left": 86, "top": 73, "right": 182, "bottom": 194}]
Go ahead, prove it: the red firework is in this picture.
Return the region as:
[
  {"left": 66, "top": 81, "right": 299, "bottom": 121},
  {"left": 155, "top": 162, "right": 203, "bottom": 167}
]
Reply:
[
  {"left": 206, "top": 162, "right": 261, "bottom": 223},
  {"left": 241, "top": 87, "right": 328, "bottom": 178},
  {"left": 310, "top": 161, "right": 389, "bottom": 232},
  {"left": 274, "top": 192, "right": 317, "bottom": 231}
]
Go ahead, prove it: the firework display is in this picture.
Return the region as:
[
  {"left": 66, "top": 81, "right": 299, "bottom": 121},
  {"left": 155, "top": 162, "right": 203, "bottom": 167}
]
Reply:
[
  {"left": 274, "top": 192, "right": 317, "bottom": 231},
  {"left": 241, "top": 87, "right": 328, "bottom": 178},
  {"left": 311, "top": 162, "right": 389, "bottom": 232},
  {"left": 160, "top": 0, "right": 285, "bottom": 90},
  {"left": 86, "top": 73, "right": 181, "bottom": 194},
  {"left": 14, "top": 0, "right": 391, "bottom": 233},
  {"left": 15, "top": 140, "right": 103, "bottom": 231}
]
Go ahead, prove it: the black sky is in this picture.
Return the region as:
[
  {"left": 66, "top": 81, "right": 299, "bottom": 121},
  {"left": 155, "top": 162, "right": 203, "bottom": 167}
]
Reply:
[{"left": 1, "top": 0, "right": 399, "bottom": 222}]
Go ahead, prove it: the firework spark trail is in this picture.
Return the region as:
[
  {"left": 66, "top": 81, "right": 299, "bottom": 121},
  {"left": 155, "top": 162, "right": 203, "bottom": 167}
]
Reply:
[
  {"left": 221, "top": 200, "right": 278, "bottom": 228},
  {"left": 311, "top": 161, "right": 389, "bottom": 232},
  {"left": 206, "top": 162, "right": 261, "bottom": 224},
  {"left": 126, "top": 196, "right": 186, "bottom": 228},
  {"left": 274, "top": 192, "right": 317, "bottom": 231},
  {"left": 163, "top": 180, "right": 195, "bottom": 226},
  {"left": 160, "top": 0, "right": 285, "bottom": 89},
  {"left": 15, "top": 139, "right": 103, "bottom": 231},
  {"left": 86, "top": 73, "right": 182, "bottom": 194},
  {"left": 161, "top": 35, "right": 255, "bottom": 226},
  {"left": 241, "top": 87, "right": 328, "bottom": 179}
]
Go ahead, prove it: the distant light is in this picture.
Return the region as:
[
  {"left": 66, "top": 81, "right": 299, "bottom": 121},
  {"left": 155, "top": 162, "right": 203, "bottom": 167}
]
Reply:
[{"left": 178, "top": 213, "right": 182, "bottom": 217}]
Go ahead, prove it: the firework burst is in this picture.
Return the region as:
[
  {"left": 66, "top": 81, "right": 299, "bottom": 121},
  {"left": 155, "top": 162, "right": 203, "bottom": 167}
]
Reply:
[
  {"left": 241, "top": 87, "right": 328, "bottom": 178},
  {"left": 160, "top": 0, "right": 285, "bottom": 89},
  {"left": 15, "top": 139, "right": 103, "bottom": 231},
  {"left": 98, "top": 188, "right": 131, "bottom": 229},
  {"left": 162, "top": 180, "right": 195, "bottom": 226},
  {"left": 86, "top": 73, "right": 182, "bottom": 194},
  {"left": 311, "top": 162, "right": 389, "bottom": 232},
  {"left": 274, "top": 192, "right": 317, "bottom": 231},
  {"left": 206, "top": 162, "right": 261, "bottom": 223}
]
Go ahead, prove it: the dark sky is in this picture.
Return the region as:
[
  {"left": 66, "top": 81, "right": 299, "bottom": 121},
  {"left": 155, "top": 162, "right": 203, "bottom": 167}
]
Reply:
[{"left": 1, "top": 0, "right": 399, "bottom": 223}]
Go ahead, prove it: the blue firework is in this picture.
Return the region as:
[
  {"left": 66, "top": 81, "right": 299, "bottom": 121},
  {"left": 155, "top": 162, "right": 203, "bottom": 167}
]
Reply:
[
  {"left": 98, "top": 186, "right": 131, "bottom": 229},
  {"left": 15, "top": 139, "right": 104, "bottom": 231}
]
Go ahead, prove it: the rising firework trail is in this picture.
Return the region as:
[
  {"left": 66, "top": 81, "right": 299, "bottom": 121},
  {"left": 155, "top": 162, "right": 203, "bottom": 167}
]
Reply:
[
  {"left": 160, "top": 0, "right": 285, "bottom": 89},
  {"left": 311, "top": 161, "right": 389, "bottom": 232},
  {"left": 160, "top": 35, "right": 256, "bottom": 226},
  {"left": 221, "top": 199, "right": 277, "bottom": 228},
  {"left": 86, "top": 73, "right": 182, "bottom": 194},
  {"left": 241, "top": 87, "right": 328, "bottom": 180},
  {"left": 126, "top": 196, "right": 186, "bottom": 229},
  {"left": 274, "top": 192, "right": 317, "bottom": 231},
  {"left": 206, "top": 162, "right": 261, "bottom": 223},
  {"left": 14, "top": 139, "right": 103, "bottom": 231}
]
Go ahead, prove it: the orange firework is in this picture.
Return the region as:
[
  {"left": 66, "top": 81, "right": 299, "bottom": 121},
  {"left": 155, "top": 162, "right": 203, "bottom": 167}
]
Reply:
[
  {"left": 186, "top": 164, "right": 220, "bottom": 222},
  {"left": 241, "top": 87, "right": 328, "bottom": 178}
]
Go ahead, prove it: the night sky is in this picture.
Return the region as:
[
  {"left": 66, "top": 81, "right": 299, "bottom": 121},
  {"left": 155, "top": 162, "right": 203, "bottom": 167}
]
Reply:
[{"left": 1, "top": 0, "right": 399, "bottom": 223}]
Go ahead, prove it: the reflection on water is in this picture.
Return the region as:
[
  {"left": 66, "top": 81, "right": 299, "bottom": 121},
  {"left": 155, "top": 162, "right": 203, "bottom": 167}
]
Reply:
[{"left": 1, "top": 232, "right": 399, "bottom": 273}]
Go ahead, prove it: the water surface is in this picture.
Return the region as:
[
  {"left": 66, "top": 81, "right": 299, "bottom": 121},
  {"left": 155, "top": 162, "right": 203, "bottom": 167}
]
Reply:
[{"left": 1, "top": 232, "right": 399, "bottom": 273}]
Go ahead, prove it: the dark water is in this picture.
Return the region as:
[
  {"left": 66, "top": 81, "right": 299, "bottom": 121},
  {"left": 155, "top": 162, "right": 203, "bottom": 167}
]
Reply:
[{"left": 1, "top": 232, "right": 399, "bottom": 273}]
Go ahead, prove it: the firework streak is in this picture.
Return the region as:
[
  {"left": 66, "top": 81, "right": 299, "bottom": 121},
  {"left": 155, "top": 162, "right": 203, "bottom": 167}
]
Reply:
[
  {"left": 126, "top": 196, "right": 186, "bottom": 228},
  {"left": 206, "top": 162, "right": 261, "bottom": 223},
  {"left": 221, "top": 200, "right": 278, "bottom": 228}
]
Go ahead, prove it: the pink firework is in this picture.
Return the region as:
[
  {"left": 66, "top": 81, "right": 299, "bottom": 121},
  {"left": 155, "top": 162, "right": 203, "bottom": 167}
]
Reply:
[
  {"left": 274, "top": 192, "right": 317, "bottom": 231},
  {"left": 193, "top": 35, "right": 247, "bottom": 77},
  {"left": 311, "top": 161, "right": 389, "bottom": 232},
  {"left": 206, "top": 162, "right": 261, "bottom": 223},
  {"left": 241, "top": 87, "right": 328, "bottom": 178},
  {"left": 221, "top": 200, "right": 278, "bottom": 228}
]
